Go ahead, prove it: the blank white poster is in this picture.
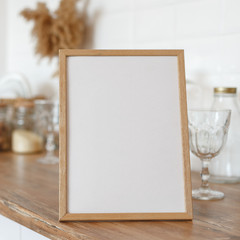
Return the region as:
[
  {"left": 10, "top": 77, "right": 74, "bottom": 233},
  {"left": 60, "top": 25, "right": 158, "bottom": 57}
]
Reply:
[{"left": 67, "top": 56, "right": 185, "bottom": 214}]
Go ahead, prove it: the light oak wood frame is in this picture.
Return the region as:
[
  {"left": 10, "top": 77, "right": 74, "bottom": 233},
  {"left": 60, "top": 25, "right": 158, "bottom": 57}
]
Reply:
[{"left": 59, "top": 49, "right": 192, "bottom": 221}]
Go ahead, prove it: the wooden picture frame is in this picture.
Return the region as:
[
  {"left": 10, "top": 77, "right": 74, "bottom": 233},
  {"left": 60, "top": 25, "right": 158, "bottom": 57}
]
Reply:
[{"left": 59, "top": 49, "right": 192, "bottom": 221}]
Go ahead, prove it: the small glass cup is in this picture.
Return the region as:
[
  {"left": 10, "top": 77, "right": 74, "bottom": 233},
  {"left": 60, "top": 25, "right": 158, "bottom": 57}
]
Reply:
[{"left": 188, "top": 109, "right": 231, "bottom": 200}]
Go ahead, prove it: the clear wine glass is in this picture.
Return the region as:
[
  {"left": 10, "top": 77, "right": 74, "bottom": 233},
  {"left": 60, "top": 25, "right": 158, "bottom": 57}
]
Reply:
[
  {"left": 188, "top": 109, "right": 231, "bottom": 200},
  {"left": 35, "top": 100, "right": 59, "bottom": 164}
]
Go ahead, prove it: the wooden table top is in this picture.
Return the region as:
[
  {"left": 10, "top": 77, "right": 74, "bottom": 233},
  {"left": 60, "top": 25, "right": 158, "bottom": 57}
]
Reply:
[{"left": 0, "top": 152, "right": 239, "bottom": 240}]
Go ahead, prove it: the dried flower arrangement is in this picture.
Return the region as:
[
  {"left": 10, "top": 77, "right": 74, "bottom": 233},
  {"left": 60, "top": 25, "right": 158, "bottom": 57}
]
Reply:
[{"left": 20, "top": 0, "right": 85, "bottom": 59}]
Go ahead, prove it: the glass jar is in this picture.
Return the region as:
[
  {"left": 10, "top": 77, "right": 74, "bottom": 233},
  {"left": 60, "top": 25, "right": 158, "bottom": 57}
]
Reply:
[
  {"left": 210, "top": 87, "right": 240, "bottom": 183},
  {"left": 0, "top": 103, "right": 11, "bottom": 151},
  {"left": 12, "top": 100, "right": 35, "bottom": 130},
  {"left": 12, "top": 100, "right": 43, "bottom": 153}
]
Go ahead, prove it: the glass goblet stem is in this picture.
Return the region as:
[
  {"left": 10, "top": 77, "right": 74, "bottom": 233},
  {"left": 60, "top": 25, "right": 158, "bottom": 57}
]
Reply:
[
  {"left": 45, "top": 132, "right": 55, "bottom": 155},
  {"left": 200, "top": 159, "right": 210, "bottom": 190},
  {"left": 38, "top": 130, "right": 58, "bottom": 164},
  {"left": 36, "top": 100, "right": 59, "bottom": 165}
]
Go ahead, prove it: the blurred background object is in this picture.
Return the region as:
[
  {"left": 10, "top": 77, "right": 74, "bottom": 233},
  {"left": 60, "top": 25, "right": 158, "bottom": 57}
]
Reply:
[
  {"left": 12, "top": 99, "right": 43, "bottom": 153},
  {"left": 0, "top": 97, "right": 59, "bottom": 155},
  {"left": 0, "top": 103, "right": 11, "bottom": 151},
  {"left": 20, "top": 0, "right": 85, "bottom": 60},
  {"left": 0, "top": 73, "right": 32, "bottom": 99}
]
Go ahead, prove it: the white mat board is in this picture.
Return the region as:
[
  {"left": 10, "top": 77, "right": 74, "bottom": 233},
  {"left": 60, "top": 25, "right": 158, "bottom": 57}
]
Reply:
[{"left": 66, "top": 56, "right": 185, "bottom": 214}]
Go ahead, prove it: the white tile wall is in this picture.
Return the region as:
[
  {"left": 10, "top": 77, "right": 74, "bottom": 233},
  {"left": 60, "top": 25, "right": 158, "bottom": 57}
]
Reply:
[
  {"left": 176, "top": 0, "right": 221, "bottom": 38},
  {"left": 94, "top": 12, "right": 133, "bottom": 48},
  {"left": 134, "top": 0, "right": 195, "bottom": 10},
  {"left": 133, "top": 6, "right": 175, "bottom": 44},
  {"left": 3, "top": 0, "right": 240, "bottom": 98},
  {"left": 133, "top": 40, "right": 176, "bottom": 50},
  {"left": 223, "top": 0, "right": 240, "bottom": 34},
  {"left": 1, "top": 0, "right": 240, "bottom": 171},
  {"left": 87, "top": 0, "right": 134, "bottom": 14}
]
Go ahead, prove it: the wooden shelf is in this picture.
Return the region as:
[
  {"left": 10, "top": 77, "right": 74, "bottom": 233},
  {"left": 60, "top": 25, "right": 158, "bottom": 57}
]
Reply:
[{"left": 0, "top": 152, "right": 239, "bottom": 239}]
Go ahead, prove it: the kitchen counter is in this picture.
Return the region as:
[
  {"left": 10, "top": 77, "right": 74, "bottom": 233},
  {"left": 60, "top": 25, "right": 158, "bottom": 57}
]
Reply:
[{"left": 0, "top": 152, "right": 239, "bottom": 239}]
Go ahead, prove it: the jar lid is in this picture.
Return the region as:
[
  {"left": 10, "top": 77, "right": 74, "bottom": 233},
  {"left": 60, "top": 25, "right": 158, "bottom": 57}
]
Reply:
[
  {"left": 0, "top": 98, "right": 16, "bottom": 105},
  {"left": 14, "top": 100, "right": 34, "bottom": 108},
  {"left": 214, "top": 87, "right": 237, "bottom": 94},
  {"left": 31, "top": 95, "right": 46, "bottom": 101},
  {"left": 0, "top": 102, "right": 7, "bottom": 108}
]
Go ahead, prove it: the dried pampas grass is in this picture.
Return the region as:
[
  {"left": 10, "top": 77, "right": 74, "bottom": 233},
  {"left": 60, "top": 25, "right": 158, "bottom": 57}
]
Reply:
[{"left": 20, "top": 0, "right": 85, "bottom": 59}]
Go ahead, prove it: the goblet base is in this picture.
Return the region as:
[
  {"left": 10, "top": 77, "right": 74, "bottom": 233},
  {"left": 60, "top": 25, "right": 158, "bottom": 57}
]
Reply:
[
  {"left": 192, "top": 188, "right": 224, "bottom": 200},
  {"left": 38, "top": 155, "right": 59, "bottom": 165}
]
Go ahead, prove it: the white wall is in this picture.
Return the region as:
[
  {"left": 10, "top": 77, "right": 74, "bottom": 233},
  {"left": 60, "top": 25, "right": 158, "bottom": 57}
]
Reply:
[
  {"left": 0, "top": 0, "right": 7, "bottom": 78},
  {"left": 88, "top": 0, "right": 240, "bottom": 107},
  {"left": 1, "top": 0, "right": 240, "bottom": 170},
  {"left": 2, "top": 0, "right": 240, "bottom": 101}
]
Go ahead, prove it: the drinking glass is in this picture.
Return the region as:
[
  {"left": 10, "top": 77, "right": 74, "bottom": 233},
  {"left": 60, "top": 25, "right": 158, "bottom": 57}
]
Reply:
[
  {"left": 188, "top": 110, "right": 231, "bottom": 200},
  {"left": 35, "top": 100, "right": 59, "bottom": 164}
]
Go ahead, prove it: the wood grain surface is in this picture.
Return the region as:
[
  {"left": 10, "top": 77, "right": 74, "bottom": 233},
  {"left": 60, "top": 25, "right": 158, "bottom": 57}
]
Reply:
[{"left": 0, "top": 152, "right": 240, "bottom": 239}]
